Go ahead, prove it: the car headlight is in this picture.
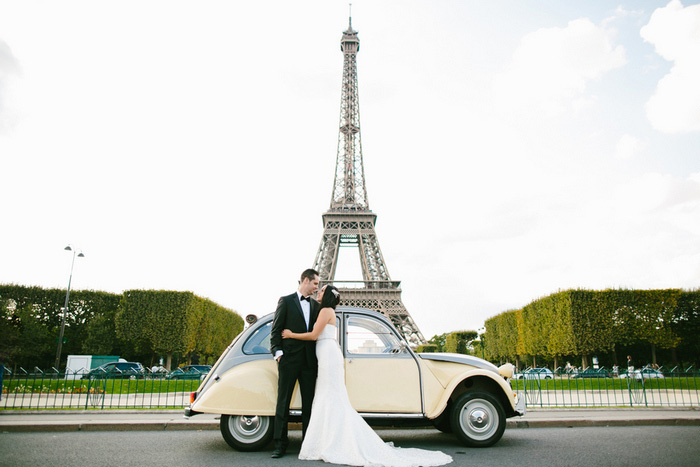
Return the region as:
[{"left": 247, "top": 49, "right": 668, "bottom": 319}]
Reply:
[{"left": 498, "top": 363, "right": 514, "bottom": 379}]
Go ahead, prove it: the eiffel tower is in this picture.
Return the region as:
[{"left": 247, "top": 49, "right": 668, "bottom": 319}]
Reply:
[{"left": 313, "top": 17, "right": 426, "bottom": 346}]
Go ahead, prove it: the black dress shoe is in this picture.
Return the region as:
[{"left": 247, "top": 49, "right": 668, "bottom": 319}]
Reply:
[{"left": 271, "top": 448, "right": 286, "bottom": 459}]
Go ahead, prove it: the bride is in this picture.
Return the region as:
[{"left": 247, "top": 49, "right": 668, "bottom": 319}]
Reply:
[{"left": 282, "top": 285, "right": 452, "bottom": 467}]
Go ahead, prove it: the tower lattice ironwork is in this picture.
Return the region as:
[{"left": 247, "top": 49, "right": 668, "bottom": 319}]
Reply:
[{"left": 313, "top": 17, "right": 426, "bottom": 346}]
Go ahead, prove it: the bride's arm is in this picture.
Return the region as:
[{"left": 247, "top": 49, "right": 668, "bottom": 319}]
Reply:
[{"left": 282, "top": 308, "right": 334, "bottom": 341}]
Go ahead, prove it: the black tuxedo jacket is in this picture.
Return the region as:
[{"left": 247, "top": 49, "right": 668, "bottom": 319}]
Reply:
[{"left": 270, "top": 292, "right": 319, "bottom": 366}]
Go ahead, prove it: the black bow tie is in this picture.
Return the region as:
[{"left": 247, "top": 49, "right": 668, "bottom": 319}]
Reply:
[{"left": 300, "top": 296, "right": 310, "bottom": 302}]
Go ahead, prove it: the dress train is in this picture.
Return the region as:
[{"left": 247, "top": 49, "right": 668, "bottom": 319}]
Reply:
[{"left": 299, "top": 324, "right": 452, "bottom": 467}]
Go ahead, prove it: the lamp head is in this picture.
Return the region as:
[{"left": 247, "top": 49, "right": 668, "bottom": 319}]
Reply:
[{"left": 64, "top": 246, "right": 72, "bottom": 251}]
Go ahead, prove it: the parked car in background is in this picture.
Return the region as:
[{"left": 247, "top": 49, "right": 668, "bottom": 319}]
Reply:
[
  {"left": 150, "top": 365, "right": 168, "bottom": 375},
  {"left": 185, "top": 307, "right": 525, "bottom": 451},
  {"left": 636, "top": 368, "right": 665, "bottom": 380},
  {"left": 167, "top": 365, "right": 212, "bottom": 380},
  {"left": 81, "top": 362, "right": 145, "bottom": 379},
  {"left": 515, "top": 368, "right": 554, "bottom": 380},
  {"left": 573, "top": 368, "right": 612, "bottom": 379},
  {"left": 620, "top": 368, "right": 665, "bottom": 380}
]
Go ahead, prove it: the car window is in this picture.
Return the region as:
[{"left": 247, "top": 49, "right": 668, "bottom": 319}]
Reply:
[
  {"left": 345, "top": 316, "right": 403, "bottom": 355},
  {"left": 243, "top": 321, "right": 272, "bottom": 355}
]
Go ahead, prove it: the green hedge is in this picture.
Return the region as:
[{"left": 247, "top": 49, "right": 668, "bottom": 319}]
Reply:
[
  {"left": 1, "top": 284, "right": 243, "bottom": 370},
  {"left": 484, "top": 289, "right": 700, "bottom": 367}
]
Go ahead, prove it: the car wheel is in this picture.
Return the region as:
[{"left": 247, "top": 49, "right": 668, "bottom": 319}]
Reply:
[
  {"left": 450, "top": 391, "right": 506, "bottom": 447},
  {"left": 220, "top": 414, "right": 273, "bottom": 451},
  {"left": 545, "top": 376, "right": 552, "bottom": 380}
]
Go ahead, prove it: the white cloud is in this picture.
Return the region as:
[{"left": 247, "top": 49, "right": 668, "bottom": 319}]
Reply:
[
  {"left": 609, "top": 172, "right": 700, "bottom": 287},
  {"left": 615, "top": 133, "right": 647, "bottom": 159},
  {"left": 0, "top": 40, "right": 18, "bottom": 74},
  {"left": 493, "top": 18, "right": 626, "bottom": 118},
  {"left": 603, "top": 5, "right": 645, "bottom": 26},
  {"left": 641, "top": 0, "right": 700, "bottom": 133},
  {"left": 614, "top": 172, "right": 676, "bottom": 212},
  {"left": 610, "top": 172, "right": 700, "bottom": 250},
  {"left": 0, "top": 38, "right": 20, "bottom": 131}
]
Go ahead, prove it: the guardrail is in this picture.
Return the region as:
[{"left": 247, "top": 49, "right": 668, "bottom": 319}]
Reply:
[
  {"left": 512, "top": 367, "right": 700, "bottom": 408},
  {"left": 1, "top": 367, "right": 205, "bottom": 410}
]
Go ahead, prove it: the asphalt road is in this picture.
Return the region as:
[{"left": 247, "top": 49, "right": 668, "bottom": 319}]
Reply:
[{"left": 1, "top": 426, "right": 699, "bottom": 467}]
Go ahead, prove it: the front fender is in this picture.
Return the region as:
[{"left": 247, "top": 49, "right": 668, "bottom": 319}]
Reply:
[
  {"left": 425, "top": 369, "right": 517, "bottom": 419},
  {"left": 191, "top": 359, "right": 278, "bottom": 416}
]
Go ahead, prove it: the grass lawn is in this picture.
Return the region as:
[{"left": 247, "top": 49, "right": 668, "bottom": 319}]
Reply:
[
  {"left": 511, "top": 375, "right": 700, "bottom": 391},
  {"left": 2, "top": 376, "right": 202, "bottom": 395}
]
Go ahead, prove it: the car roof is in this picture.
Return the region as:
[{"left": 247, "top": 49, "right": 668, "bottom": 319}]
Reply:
[{"left": 251, "top": 306, "right": 396, "bottom": 328}]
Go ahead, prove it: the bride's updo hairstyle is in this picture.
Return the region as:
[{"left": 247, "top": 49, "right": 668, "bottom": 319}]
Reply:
[{"left": 320, "top": 285, "right": 341, "bottom": 310}]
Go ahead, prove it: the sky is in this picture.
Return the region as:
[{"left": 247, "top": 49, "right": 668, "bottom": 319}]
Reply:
[{"left": 1, "top": 0, "right": 699, "bottom": 341}]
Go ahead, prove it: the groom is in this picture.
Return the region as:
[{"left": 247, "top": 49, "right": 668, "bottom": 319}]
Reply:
[{"left": 270, "top": 268, "right": 320, "bottom": 459}]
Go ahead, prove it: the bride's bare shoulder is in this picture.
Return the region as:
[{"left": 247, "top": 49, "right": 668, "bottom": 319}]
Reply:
[{"left": 319, "top": 307, "right": 336, "bottom": 324}]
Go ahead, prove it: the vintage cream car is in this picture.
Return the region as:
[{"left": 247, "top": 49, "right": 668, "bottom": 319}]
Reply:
[{"left": 185, "top": 307, "right": 524, "bottom": 450}]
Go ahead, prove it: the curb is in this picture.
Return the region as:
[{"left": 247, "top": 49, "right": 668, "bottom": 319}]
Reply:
[
  {"left": 507, "top": 418, "right": 700, "bottom": 429},
  {"left": 1, "top": 422, "right": 220, "bottom": 433}
]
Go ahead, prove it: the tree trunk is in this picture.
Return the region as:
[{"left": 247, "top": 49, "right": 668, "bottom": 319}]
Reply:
[
  {"left": 166, "top": 352, "right": 172, "bottom": 371},
  {"left": 554, "top": 356, "right": 559, "bottom": 370},
  {"left": 651, "top": 344, "right": 657, "bottom": 366}
]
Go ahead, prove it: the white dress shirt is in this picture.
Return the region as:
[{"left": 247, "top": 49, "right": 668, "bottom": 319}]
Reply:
[{"left": 297, "top": 291, "right": 311, "bottom": 330}]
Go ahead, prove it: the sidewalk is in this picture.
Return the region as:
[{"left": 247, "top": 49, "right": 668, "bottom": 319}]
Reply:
[{"left": 1, "top": 407, "right": 699, "bottom": 433}]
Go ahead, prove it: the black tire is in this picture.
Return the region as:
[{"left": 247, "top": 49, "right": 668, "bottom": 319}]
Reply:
[
  {"left": 545, "top": 376, "right": 552, "bottom": 380},
  {"left": 432, "top": 409, "right": 453, "bottom": 433},
  {"left": 220, "top": 414, "right": 274, "bottom": 451},
  {"left": 450, "top": 391, "right": 506, "bottom": 447}
]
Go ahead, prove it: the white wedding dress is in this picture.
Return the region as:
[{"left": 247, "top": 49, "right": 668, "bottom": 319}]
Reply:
[{"left": 299, "top": 324, "right": 452, "bottom": 467}]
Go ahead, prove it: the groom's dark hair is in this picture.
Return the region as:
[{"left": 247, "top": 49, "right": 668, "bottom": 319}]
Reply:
[
  {"left": 300, "top": 268, "right": 319, "bottom": 283},
  {"left": 320, "top": 285, "right": 340, "bottom": 309}
]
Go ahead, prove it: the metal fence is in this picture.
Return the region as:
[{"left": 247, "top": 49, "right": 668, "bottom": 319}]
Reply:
[
  {"left": 1, "top": 367, "right": 203, "bottom": 410},
  {"left": 3, "top": 365, "right": 699, "bottom": 410},
  {"left": 512, "top": 366, "right": 700, "bottom": 408}
]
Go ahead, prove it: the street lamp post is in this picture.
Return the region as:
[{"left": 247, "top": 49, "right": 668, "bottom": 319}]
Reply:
[
  {"left": 54, "top": 245, "right": 84, "bottom": 370},
  {"left": 478, "top": 327, "right": 485, "bottom": 360}
]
